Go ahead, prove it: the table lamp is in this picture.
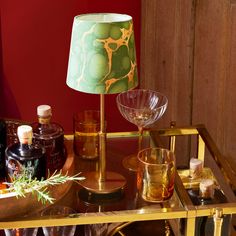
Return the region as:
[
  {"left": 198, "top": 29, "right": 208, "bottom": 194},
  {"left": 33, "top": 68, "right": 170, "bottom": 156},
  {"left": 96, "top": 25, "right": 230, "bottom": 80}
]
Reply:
[{"left": 66, "top": 13, "right": 138, "bottom": 193}]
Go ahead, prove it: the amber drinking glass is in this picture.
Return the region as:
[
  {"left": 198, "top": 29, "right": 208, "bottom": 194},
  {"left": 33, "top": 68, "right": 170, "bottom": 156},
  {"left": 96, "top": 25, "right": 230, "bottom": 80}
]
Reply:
[
  {"left": 116, "top": 89, "right": 168, "bottom": 171},
  {"left": 137, "top": 147, "right": 176, "bottom": 202},
  {"left": 73, "top": 110, "right": 100, "bottom": 160}
]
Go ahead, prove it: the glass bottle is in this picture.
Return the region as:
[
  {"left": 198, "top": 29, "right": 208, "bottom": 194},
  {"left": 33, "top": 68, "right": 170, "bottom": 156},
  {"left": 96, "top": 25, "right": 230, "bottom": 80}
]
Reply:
[
  {"left": 0, "top": 119, "right": 6, "bottom": 179},
  {"left": 5, "top": 125, "right": 46, "bottom": 181},
  {"left": 32, "top": 105, "right": 66, "bottom": 174}
]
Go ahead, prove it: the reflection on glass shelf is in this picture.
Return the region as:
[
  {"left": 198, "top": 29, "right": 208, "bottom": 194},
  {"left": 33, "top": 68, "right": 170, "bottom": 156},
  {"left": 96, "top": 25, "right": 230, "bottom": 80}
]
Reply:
[{"left": 178, "top": 167, "right": 219, "bottom": 189}]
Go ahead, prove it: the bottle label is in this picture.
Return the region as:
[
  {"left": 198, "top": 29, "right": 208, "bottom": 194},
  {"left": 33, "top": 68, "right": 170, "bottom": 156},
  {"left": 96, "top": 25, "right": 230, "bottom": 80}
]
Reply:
[
  {"left": 6, "top": 158, "right": 22, "bottom": 180},
  {"left": 5, "top": 157, "right": 43, "bottom": 181}
]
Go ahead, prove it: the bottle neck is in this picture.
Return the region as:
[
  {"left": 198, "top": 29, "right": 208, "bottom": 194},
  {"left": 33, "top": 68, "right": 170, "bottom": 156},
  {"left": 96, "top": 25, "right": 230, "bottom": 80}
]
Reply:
[
  {"left": 18, "top": 138, "right": 33, "bottom": 156},
  {"left": 19, "top": 137, "right": 32, "bottom": 146},
  {"left": 38, "top": 115, "right": 51, "bottom": 125}
]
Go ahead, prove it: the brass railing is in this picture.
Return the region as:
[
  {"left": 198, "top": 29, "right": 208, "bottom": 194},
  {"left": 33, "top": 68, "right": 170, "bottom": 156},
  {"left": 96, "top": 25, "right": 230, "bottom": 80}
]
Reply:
[{"left": 0, "top": 121, "right": 236, "bottom": 235}]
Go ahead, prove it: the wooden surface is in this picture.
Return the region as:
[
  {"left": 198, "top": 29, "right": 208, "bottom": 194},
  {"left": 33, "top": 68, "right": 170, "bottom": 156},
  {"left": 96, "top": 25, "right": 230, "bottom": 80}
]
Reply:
[
  {"left": 140, "top": 0, "right": 236, "bottom": 168},
  {"left": 140, "top": 0, "right": 194, "bottom": 167}
]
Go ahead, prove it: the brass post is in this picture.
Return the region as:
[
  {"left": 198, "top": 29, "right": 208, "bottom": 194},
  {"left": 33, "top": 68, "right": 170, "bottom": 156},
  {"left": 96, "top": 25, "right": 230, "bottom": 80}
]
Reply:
[
  {"left": 213, "top": 208, "right": 223, "bottom": 236},
  {"left": 169, "top": 121, "right": 176, "bottom": 152},
  {"left": 99, "top": 94, "right": 106, "bottom": 183}
]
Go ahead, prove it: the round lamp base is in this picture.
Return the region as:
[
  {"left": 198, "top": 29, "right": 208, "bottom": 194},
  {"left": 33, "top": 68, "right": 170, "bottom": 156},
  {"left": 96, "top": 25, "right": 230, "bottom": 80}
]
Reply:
[{"left": 79, "top": 171, "right": 126, "bottom": 194}]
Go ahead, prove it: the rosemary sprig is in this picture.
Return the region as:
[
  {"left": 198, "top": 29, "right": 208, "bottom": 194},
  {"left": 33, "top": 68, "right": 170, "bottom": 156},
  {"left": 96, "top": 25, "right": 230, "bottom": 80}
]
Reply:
[{"left": 4, "top": 171, "right": 85, "bottom": 204}]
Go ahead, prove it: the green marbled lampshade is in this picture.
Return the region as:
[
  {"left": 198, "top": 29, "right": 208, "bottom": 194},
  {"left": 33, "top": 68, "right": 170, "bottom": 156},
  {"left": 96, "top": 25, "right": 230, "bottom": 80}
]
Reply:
[{"left": 66, "top": 13, "right": 138, "bottom": 94}]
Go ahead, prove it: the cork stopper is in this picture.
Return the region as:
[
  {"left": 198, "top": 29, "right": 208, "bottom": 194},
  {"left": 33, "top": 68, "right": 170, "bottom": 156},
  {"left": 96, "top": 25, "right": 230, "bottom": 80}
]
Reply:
[
  {"left": 189, "top": 158, "right": 203, "bottom": 179},
  {"left": 37, "top": 105, "right": 52, "bottom": 117},
  {"left": 17, "top": 125, "right": 33, "bottom": 144},
  {"left": 199, "top": 179, "right": 215, "bottom": 199}
]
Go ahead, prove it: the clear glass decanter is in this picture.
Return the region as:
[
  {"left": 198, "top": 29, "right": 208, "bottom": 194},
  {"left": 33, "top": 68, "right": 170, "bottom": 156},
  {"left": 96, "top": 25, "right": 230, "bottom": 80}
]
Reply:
[{"left": 32, "top": 105, "right": 66, "bottom": 174}]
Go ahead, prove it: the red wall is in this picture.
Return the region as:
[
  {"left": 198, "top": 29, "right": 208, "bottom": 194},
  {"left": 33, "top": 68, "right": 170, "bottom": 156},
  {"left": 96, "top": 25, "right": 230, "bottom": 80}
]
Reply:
[{"left": 0, "top": 0, "right": 141, "bottom": 133}]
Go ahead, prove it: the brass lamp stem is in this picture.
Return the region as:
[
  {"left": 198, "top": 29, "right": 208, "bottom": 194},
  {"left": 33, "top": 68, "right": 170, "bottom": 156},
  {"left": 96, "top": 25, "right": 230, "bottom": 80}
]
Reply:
[
  {"left": 99, "top": 94, "right": 106, "bottom": 182},
  {"left": 78, "top": 94, "right": 126, "bottom": 193}
]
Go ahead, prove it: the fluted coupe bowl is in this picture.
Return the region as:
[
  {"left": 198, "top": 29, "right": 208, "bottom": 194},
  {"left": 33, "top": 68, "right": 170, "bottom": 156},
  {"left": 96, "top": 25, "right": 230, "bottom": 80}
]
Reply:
[{"left": 116, "top": 89, "right": 168, "bottom": 130}]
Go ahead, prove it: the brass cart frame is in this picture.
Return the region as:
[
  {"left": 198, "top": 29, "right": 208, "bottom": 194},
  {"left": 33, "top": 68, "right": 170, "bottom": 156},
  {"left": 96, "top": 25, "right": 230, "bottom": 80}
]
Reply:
[
  {"left": 150, "top": 124, "right": 236, "bottom": 236},
  {"left": 0, "top": 123, "right": 235, "bottom": 236}
]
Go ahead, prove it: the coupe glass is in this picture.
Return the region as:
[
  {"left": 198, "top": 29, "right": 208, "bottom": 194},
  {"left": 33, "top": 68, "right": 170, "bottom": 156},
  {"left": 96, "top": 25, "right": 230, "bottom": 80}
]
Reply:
[{"left": 116, "top": 89, "right": 168, "bottom": 171}]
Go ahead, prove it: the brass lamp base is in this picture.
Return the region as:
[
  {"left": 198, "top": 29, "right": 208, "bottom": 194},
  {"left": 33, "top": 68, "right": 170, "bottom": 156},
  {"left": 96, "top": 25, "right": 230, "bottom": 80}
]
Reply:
[{"left": 80, "top": 171, "right": 126, "bottom": 194}]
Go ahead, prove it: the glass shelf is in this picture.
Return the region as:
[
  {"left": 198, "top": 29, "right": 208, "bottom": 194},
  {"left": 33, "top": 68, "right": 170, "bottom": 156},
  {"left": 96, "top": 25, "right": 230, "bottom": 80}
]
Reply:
[{"left": 0, "top": 125, "right": 236, "bottom": 236}]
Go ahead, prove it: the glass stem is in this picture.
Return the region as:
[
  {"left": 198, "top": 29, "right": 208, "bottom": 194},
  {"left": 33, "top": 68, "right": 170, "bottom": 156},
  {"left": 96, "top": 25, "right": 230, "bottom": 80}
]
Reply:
[{"left": 138, "top": 127, "right": 144, "bottom": 152}]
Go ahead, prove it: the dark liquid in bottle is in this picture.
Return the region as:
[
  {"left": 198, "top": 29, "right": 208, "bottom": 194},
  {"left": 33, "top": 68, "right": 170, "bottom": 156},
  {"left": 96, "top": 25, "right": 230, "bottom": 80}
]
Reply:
[
  {"left": 5, "top": 142, "right": 46, "bottom": 181},
  {"left": 32, "top": 122, "right": 65, "bottom": 174}
]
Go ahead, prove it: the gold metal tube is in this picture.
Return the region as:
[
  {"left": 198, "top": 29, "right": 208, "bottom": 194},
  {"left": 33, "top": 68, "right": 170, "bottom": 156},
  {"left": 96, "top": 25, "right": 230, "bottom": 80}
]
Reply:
[
  {"left": 213, "top": 208, "right": 223, "bottom": 236},
  {"left": 197, "top": 135, "right": 205, "bottom": 162},
  {"left": 185, "top": 217, "right": 196, "bottom": 236},
  {"left": 169, "top": 121, "right": 176, "bottom": 152},
  {"left": 99, "top": 94, "right": 106, "bottom": 183}
]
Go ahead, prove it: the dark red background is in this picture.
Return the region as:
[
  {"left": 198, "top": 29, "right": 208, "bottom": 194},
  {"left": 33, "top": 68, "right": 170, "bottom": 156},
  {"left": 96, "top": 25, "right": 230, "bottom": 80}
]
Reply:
[{"left": 0, "top": 0, "right": 141, "bottom": 133}]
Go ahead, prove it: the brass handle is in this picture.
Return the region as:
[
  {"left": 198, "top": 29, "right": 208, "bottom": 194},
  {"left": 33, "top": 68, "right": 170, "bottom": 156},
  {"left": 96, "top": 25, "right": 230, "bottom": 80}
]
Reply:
[{"left": 213, "top": 208, "right": 223, "bottom": 236}]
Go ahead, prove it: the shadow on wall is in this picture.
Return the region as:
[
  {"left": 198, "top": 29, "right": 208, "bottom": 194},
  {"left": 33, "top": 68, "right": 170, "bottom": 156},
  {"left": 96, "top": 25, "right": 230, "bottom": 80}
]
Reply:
[
  {"left": 0, "top": 14, "right": 20, "bottom": 119},
  {"left": 0, "top": 76, "right": 21, "bottom": 119}
]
